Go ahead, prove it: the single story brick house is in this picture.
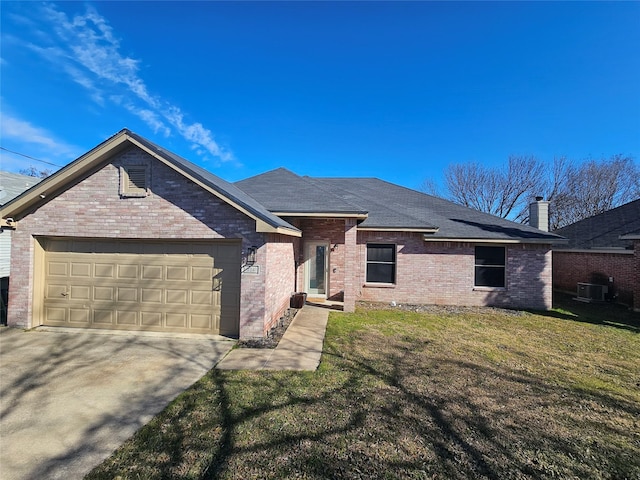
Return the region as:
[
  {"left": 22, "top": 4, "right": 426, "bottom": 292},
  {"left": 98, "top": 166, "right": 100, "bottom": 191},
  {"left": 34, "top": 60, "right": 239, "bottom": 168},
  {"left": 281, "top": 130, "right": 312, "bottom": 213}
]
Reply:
[
  {"left": 552, "top": 199, "right": 640, "bottom": 310},
  {"left": 0, "top": 129, "right": 563, "bottom": 339}
]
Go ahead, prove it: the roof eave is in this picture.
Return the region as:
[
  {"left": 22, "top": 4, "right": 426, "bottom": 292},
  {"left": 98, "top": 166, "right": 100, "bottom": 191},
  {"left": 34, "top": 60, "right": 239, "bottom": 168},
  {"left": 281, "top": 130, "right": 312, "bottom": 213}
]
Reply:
[
  {"left": 423, "top": 235, "right": 566, "bottom": 244},
  {"left": 552, "top": 247, "right": 634, "bottom": 253},
  {"left": 255, "top": 219, "right": 302, "bottom": 237},
  {"left": 0, "top": 130, "right": 132, "bottom": 219},
  {"left": 359, "top": 226, "right": 439, "bottom": 233},
  {"left": 619, "top": 234, "right": 640, "bottom": 240},
  {"left": 273, "top": 211, "right": 369, "bottom": 219}
]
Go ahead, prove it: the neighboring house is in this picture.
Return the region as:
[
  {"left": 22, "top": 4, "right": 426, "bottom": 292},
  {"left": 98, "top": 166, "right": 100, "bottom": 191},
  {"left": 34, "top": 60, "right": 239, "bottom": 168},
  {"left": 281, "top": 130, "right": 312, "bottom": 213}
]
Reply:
[
  {"left": 0, "top": 129, "right": 563, "bottom": 339},
  {"left": 552, "top": 199, "right": 640, "bottom": 310},
  {"left": 0, "top": 171, "right": 42, "bottom": 324}
]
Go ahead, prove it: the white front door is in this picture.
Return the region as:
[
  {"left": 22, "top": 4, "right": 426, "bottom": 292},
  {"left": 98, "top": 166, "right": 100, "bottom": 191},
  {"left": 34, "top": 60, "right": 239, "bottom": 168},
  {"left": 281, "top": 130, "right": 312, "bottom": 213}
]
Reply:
[{"left": 305, "top": 242, "right": 329, "bottom": 297}]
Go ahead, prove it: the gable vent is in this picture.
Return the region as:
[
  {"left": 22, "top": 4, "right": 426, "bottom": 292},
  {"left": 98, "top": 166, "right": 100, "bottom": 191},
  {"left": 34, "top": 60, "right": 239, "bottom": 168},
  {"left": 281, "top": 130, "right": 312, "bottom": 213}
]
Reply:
[
  {"left": 127, "top": 167, "right": 147, "bottom": 191},
  {"left": 120, "top": 164, "right": 149, "bottom": 197}
]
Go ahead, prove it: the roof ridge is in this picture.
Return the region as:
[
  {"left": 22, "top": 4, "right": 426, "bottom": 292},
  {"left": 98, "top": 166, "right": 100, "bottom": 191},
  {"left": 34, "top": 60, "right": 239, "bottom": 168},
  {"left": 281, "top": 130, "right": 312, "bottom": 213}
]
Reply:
[
  {"left": 311, "top": 177, "right": 438, "bottom": 229},
  {"left": 302, "top": 177, "right": 369, "bottom": 212}
]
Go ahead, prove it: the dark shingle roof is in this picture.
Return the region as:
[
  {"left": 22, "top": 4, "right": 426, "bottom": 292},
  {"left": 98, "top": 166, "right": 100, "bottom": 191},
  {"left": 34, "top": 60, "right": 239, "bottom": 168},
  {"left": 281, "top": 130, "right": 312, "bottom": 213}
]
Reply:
[
  {"left": 126, "top": 131, "right": 299, "bottom": 234},
  {"left": 234, "top": 168, "right": 367, "bottom": 214},
  {"left": 236, "top": 168, "right": 562, "bottom": 242},
  {"left": 552, "top": 199, "right": 640, "bottom": 249}
]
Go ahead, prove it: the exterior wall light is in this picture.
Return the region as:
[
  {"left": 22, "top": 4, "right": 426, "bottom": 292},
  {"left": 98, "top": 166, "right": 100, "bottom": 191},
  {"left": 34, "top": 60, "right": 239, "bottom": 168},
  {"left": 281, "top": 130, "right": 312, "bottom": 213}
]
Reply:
[{"left": 247, "top": 246, "right": 257, "bottom": 264}]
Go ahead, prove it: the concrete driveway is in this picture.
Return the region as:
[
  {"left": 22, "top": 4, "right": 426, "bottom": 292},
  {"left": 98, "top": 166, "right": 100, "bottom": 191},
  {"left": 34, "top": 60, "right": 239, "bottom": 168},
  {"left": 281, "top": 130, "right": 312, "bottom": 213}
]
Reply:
[{"left": 0, "top": 327, "right": 234, "bottom": 480}]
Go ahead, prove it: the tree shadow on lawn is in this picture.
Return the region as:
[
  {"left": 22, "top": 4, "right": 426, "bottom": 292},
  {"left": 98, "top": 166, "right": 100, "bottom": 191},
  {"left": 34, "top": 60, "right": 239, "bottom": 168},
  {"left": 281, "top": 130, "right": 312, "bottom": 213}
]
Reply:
[
  {"left": 160, "top": 335, "right": 640, "bottom": 480},
  {"left": 543, "top": 291, "right": 640, "bottom": 333},
  {"left": 320, "top": 340, "right": 640, "bottom": 480},
  {"left": 86, "top": 306, "right": 639, "bottom": 480}
]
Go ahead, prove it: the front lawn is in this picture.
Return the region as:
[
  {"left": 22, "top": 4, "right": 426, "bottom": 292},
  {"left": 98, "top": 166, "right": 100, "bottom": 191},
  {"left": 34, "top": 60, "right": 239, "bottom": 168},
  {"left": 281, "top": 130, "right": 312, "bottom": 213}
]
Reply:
[{"left": 87, "top": 298, "right": 640, "bottom": 479}]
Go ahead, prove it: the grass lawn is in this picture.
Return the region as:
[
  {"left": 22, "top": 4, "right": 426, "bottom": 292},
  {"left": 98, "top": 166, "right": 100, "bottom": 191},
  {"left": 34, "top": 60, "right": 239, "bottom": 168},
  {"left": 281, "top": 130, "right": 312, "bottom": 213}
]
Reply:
[{"left": 87, "top": 295, "right": 639, "bottom": 479}]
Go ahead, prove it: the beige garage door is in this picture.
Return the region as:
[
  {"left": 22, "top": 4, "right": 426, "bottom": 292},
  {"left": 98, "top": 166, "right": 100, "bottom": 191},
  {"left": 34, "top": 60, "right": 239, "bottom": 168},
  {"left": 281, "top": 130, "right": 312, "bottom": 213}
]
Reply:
[{"left": 41, "top": 238, "right": 240, "bottom": 336}]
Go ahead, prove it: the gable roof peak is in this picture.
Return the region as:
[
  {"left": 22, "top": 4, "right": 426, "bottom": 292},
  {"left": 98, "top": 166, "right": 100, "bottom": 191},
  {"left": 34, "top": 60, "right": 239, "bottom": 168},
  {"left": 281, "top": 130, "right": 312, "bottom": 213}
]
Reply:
[{"left": 0, "top": 129, "right": 300, "bottom": 237}]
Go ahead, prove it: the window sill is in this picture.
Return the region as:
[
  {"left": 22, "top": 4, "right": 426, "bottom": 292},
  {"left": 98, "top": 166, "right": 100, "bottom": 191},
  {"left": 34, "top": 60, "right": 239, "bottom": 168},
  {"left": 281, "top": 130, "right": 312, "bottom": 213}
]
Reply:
[
  {"left": 473, "top": 286, "right": 507, "bottom": 292},
  {"left": 364, "top": 283, "right": 396, "bottom": 289},
  {"left": 120, "top": 192, "right": 149, "bottom": 198}
]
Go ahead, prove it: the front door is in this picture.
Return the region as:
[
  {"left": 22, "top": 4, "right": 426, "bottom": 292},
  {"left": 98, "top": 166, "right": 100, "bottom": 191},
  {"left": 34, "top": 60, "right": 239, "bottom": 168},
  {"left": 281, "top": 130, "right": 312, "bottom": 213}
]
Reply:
[{"left": 305, "top": 242, "right": 329, "bottom": 297}]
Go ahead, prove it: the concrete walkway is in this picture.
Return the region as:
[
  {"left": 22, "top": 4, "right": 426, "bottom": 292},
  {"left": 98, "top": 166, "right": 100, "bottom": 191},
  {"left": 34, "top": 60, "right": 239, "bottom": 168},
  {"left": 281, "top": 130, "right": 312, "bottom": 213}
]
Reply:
[{"left": 217, "top": 305, "right": 329, "bottom": 371}]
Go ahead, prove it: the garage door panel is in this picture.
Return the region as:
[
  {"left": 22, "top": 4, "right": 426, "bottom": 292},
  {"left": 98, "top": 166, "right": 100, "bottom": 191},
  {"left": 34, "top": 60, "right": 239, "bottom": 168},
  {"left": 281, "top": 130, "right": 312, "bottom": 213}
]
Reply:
[
  {"left": 192, "top": 266, "right": 212, "bottom": 281},
  {"left": 166, "top": 289, "right": 188, "bottom": 304},
  {"left": 47, "top": 284, "right": 68, "bottom": 298},
  {"left": 142, "top": 288, "right": 162, "bottom": 303},
  {"left": 94, "top": 286, "right": 115, "bottom": 301},
  {"left": 118, "top": 264, "right": 138, "bottom": 279},
  {"left": 42, "top": 239, "right": 240, "bottom": 335},
  {"left": 70, "top": 286, "right": 91, "bottom": 300},
  {"left": 46, "top": 307, "right": 67, "bottom": 322},
  {"left": 142, "top": 265, "right": 162, "bottom": 280},
  {"left": 191, "top": 314, "right": 213, "bottom": 329},
  {"left": 94, "top": 310, "right": 114, "bottom": 325},
  {"left": 70, "top": 309, "right": 90, "bottom": 324},
  {"left": 117, "top": 287, "right": 138, "bottom": 302},
  {"left": 48, "top": 262, "right": 68, "bottom": 276},
  {"left": 95, "top": 264, "right": 114, "bottom": 278},
  {"left": 117, "top": 311, "right": 137, "bottom": 325},
  {"left": 141, "top": 312, "right": 162, "bottom": 326},
  {"left": 166, "top": 313, "right": 187, "bottom": 328},
  {"left": 191, "top": 290, "right": 212, "bottom": 305},
  {"left": 71, "top": 263, "right": 91, "bottom": 277},
  {"left": 167, "top": 266, "right": 188, "bottom": 281}
]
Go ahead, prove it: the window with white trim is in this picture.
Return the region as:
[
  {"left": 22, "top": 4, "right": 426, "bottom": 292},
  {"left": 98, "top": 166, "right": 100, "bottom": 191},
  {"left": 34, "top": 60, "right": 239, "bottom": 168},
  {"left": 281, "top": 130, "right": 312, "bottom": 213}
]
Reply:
[
  {"left": 366, "top": 244, "right": 396, "bottom": 284},
  {"left": 474, "top": 246, "right": 506, "bottom": 288}
]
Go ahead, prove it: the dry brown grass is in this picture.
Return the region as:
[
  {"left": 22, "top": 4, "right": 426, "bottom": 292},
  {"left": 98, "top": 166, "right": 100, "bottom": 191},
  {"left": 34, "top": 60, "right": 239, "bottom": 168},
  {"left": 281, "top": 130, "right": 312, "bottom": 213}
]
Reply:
[{"left": 87, "top": 297, "right": 640, "bottom": 479}]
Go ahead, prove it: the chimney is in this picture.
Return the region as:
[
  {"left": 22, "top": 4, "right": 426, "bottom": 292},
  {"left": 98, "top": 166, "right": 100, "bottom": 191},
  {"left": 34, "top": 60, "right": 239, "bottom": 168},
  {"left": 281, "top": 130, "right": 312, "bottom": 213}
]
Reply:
[{"left": 529, "top": 196, "right": 549, "bottom": 231}]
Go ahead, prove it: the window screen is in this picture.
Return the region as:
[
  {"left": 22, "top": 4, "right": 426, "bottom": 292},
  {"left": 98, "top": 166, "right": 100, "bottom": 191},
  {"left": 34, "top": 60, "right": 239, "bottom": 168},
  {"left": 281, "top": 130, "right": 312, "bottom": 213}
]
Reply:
[
  {"left": 366, "top": 244, "right": 396, "bottom": 283},
  {"left": 474, "top": 246, "right": 506, "bottom": 287}
]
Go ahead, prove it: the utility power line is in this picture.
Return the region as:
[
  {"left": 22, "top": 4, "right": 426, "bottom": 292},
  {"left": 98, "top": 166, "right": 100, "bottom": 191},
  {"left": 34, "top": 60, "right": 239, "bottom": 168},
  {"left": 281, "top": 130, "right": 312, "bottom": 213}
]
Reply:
[{"left": 0, "top": 146, "right": 64, "bottom": 167}]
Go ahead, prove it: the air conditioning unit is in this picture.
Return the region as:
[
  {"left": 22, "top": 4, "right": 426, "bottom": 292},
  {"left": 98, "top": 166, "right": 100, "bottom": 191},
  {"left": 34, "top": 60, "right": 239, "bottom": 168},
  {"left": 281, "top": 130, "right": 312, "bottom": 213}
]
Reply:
[{"left": 576, "top": 283, "right": 608, "bottom": 302}]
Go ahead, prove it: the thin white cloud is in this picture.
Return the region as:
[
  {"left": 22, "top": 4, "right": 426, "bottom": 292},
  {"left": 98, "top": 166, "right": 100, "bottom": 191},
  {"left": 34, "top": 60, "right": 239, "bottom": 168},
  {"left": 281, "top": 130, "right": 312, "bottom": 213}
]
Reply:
[
  {"left": 125, "top": 105, "right": 171, "bottom": 137},
  {"left": 26, "top": 3, "right": 234, "bottom": 163},
  {"left": 0, "top": 114, "right": 82, "bottom": 172},
  {"left": 165, "top": 107, "right": 234, "bottom": 163},
  {"left": 64, "top": 64, "right": 105, "bottom": 105},
  {"left": 1, "top": 115, "right": 80, "bottom": 158}
]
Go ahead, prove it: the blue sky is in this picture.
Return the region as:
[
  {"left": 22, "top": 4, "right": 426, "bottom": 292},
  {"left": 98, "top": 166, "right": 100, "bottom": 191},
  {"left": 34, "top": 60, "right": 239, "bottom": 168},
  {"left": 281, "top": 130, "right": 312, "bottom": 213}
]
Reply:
[{"left": 1, "top": 1, "right": 639, "bottom": 190}]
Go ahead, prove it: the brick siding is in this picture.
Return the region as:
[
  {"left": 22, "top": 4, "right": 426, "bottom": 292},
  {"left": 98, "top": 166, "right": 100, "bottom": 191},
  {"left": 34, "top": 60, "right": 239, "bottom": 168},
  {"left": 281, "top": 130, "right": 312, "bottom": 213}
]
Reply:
[
  {"left": 553, "top": 249, "right": 637, "bottom": 308},
  {"left": 355, "top": 232, "right": 552, "bottom": 310},
  {"left": 263, "top": 235, "right": 296, "bottom": 335},
  {"left": 286, "top": 220, "right": 552, "bottom": 311},
  {"left": 635, "top": 240, "right": 640, "bottom": 312},
  {"left": 8, "top": 146, "right": 278, "bottom": 337}
]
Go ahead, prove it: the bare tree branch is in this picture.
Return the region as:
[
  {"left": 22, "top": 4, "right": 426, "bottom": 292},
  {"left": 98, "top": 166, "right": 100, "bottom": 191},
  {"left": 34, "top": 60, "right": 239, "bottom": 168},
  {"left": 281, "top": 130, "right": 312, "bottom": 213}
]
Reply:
[{"left": 429, "top": 155, "right": 639, "bottom": 229}]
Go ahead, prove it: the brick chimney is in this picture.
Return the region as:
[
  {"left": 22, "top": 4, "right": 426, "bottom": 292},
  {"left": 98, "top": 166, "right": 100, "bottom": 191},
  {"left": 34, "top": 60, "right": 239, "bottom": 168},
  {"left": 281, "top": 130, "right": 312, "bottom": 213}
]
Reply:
[{"left": 529, "top": 196, "right": 549, "bottom": 232}]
